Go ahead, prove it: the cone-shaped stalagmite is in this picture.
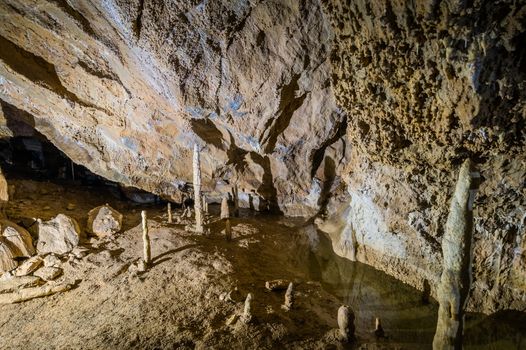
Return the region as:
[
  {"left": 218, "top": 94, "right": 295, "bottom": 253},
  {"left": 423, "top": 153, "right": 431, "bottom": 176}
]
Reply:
[
  {"left": 282, "top": 282, "right": 294, "bottom": 311},
  {"left": 202, "top": 195, "right": 208, "bottom": 214},
  {"left": 433, "top": 159, "right": 479, "bottom": 350},
  {"left": 241, "top": 293, "right": 253, "bottom": 324},
  {"left": 141, "top": 210, "right": 151, "bottom": 266},
  {"left": 337, "top": 305, "right": 355, "bottom": 342},
  {"left": 167, "top": 203, "right": 172, "bottom": 224},
  {"left": 193, "top": 144, "right": 204, "bottom": 233},
  {"left": 221, "top": 197, "right": 232, "bottom": 240},
  {"left": 231, "top": 185, "right": 239, "bottom": 217}
]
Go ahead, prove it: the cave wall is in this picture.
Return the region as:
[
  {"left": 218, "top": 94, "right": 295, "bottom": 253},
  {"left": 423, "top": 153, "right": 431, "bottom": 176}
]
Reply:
[
  {"left": 0, "top": 0, "right": 347, "bottom": 214},
  {"left": 321, "top": 0, "right": 526, "bottom": 313},
  {"left": 1, "top": 0, "right": 525, "bottom": 314}
]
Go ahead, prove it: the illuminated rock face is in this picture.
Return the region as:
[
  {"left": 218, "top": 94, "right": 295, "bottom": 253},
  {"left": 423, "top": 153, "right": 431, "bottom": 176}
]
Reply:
[
  {"left": 0, "top": 0, "right": 525, "bottom": 314},
  {"left": 0, "top": 0, "right": 347, "bottom": 216},
  {"left": 321, "top": 0, "right": 525, "bottom": 313}
]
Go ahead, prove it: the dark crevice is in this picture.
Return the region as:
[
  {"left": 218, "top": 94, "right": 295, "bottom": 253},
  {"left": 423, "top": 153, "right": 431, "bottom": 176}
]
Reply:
[
  {"left": 190, "top": 118, "right": 225, "bottom": 151},
  {"left": 133, "top": 0, "right": 145, "bottom": 40},
  {"left": 259, "top": 74, "right": 308, "bottom": 154},
  {"left": 310, "top": 115, "right": 347, "bottom": 178},
  {"left": 48, "top": 0, "right": 97, "bottom": 38}
]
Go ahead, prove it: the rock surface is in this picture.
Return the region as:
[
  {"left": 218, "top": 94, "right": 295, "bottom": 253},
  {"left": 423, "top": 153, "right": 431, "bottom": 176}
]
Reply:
[
  {"left": 320, "top": 0, "right": 526, "bottom": 313},
  {"left": 0, "top": 0, "right": 524, "bottom": 315},
  {"left": 0, "top": 219, "right": 35, "bottom": 257},
  {"left": 0, "top": 0, "right": 346, "bottom": 216},
  {"left": 14, "top": 256, "right": 43, "bottom": 277},
  {"left": 0, "top": 238, "right": 18, "bottom": 274},
  {"left": 87, "top": 205, "right": 123, "bottom": 238},
  {"left": 33, "top": 267, "right": 63, "bottom": 281},
  {"left": 37, "top": 214, "right": 81, "bottom": 254}
]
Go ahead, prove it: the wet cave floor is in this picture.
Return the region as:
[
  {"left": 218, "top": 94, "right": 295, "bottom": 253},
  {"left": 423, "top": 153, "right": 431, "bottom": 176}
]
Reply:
[{"left": 0, "top": 178, "right": 524, "bottom": 349}]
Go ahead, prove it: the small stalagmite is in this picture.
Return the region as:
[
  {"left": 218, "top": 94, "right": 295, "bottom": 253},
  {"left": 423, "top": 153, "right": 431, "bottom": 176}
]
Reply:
[
  {"left": 231, "top": 185, "right": 239, "bottom": 217},
  {"left": 374, "top": 317, "right": 385, "bottom": 338},
  {"left": 240, "top": 293, "right": 253, "bottom": 324},
  {"left": 282, "top": 282, "right": 294, "bottom": 311},
  {"left": 141, "top": 210, "right": 151, "bottom": 266},
  {"left": 202, "top": 195, "right": 208, "bottom": 214},
  {"left": 167, "top": 203, "right": 172, "bottom": 224},
  {"left": 221, "top": 197, "right": 232, "bottom": 240},
  {"left": 337, "top": 305, "right": 355, "bottom": 342},
  {"left": 193, "top": 144, "right": 204, "bottom": 233}
]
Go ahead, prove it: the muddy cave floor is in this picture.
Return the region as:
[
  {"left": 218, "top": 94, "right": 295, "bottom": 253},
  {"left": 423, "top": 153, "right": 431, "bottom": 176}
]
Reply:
[{"left": 0, "top": 179, "right": 525, "bottom": 350}]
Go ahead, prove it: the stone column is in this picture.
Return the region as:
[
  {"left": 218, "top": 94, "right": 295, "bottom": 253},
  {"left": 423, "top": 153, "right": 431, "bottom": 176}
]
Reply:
[
  {"left": 193, "top": 144, "right": 204, "bottom": 233},
  {"left": 141, "top": 210, "right": 151, "bottom": 266},
  {"left": 433, "top": 159, "right": 479, "bottom": 350}
]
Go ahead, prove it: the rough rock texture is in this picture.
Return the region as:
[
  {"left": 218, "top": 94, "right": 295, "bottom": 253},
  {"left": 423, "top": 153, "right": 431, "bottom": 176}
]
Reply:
[
  {"left": 321, "top": 0, "right": 526, "bottom": 313},
  {"left": 0, "top": 219, "right": 35, "bottom": 257},
  {"left": 0, "top": 238, "right": 18, "bottom": 273},
  {"left": 0, "top": 0, "right": 347, "bottom": 216},
  {"left": 37, "top": 214, "right": 81, "bottom": 254},
  {"left": 87, "top": 205, "right": 123, "bottom": 237}
]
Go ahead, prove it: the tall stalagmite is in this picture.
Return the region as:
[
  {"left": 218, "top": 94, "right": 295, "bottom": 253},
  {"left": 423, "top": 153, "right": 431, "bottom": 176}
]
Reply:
[
  {"left": 193, "top": 145, "right": 203, "bottom": 234},
  {"left": 433, "top": 159, "right": 479, "bottom": 349}
]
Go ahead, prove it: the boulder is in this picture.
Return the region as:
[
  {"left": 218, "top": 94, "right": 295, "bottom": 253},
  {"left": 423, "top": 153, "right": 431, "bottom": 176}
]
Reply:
[
  {"left": 14, "top": 256, "right": 43, "bottom": 277},
  {"left": 33, "top": 267, "right": 62, "bottom": 281},
  {"left": 0, "top": 167, "right": 8, "bottom": 202},
  {"left": 0, "top": 238, "right": 18, "bottom": 274},
  {"left": 87, "top": 205, "right": 123, "bottom": 238},
  {"left": 0, "top": 219, "right": 35, "bottom": 257},
  {"left": 37, "top": 214, "right": 81, "bottom": 254}
]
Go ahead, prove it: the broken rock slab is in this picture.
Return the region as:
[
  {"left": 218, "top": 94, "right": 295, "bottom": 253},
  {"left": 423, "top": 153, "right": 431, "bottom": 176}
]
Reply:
[
  {"left": 0, "top": 219, "right": 35, "bottom": 257},
  {"left": 0, "top": 275, "right": 44, "bottom": 294},
  {"left": 37, "top": 214, "right": 81, "bottom": 255},
  {"left": 0, "top": 283, "right": 72, "bottom": 304},
  {"left": 34, "top": 267, "right": 62, "bottom": 281},
  {"left": 0, "top": 238, "right": 18, "bottom": 273},
  {"left": 14, "top": 256, "right": 43, "bottom": 276},
  {"left": 87, "top": 205, "right": 123, "bottom": 238}
]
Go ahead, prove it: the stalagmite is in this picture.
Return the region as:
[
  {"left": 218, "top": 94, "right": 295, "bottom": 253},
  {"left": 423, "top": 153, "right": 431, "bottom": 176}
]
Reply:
[
  {"left": 231, "top": 185, "right": 239, "bottom": 217},
  {"left": 202, "top": 195, "right": 208, "bottom": 214},
  {"left": 433, "top": 159, "right": 479, "bottom": 350},
  {"left": 282, "top": 282, "right": 294, "bottom": 311},
  {"left": 167, "top": 203, "right": 172, "bottom": 224},
  {"left": 374, "top": 317, "right": 385, "bottom": 338},
  {"left": 337, "top": 305, "right": 355, "bottom": 342},
  {"left": 193, "top": 144, "right": 204, "bottom": 233},
  {"left": 221, "top": 197, "right": 232, "bottom": 240},
  {"left": 0, "top": 167, "right": 8, "bottom": 218},
  {"left": 141, "top": 210, "right": 151, "bottom": 266},
  {"left": 241, "top": 293, "right": 253, "bottom": 324}
]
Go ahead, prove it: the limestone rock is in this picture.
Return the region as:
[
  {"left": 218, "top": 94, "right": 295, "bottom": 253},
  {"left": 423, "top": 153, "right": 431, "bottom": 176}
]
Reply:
[
  {"left": 87, "top": 205, "right": 123, "bottom": 238},
  {"left": 0, "top": 283, "right": 72, "bottom": 304},
  {"left": 34, "top": 267, "right": 62, "bottom": 281},
  {"left": 265, "top": 279, "right": 290, "bottom": 291},
  {"left": 0, "top": 219, "right": 35, "bottom": 257},
  {"left": 14, "top": 256, "right": 43, "bottom": 277},
  {"left": 0, "top": 275, "right": 43, "bottom": 294},
  {"left": 43, "top": 254, "right": 61, "bottom": 268},
  {"left": 37, "top": 214, "right": 81, "bottom": 254},
  {"left": 0, "top": 238, "right": 18, "bottom": 273},
  {"left": 0, "top": 167, "right": 8, "bottom": 203}
]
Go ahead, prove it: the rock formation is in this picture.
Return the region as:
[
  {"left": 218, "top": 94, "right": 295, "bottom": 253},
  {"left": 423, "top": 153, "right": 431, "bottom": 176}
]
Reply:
[
  {"left": 433, "top": 159, "right": 478, "bottom": 349},
  {"left": 141, "top": 210, "right": 151, "bottom": 266},
  {"left": 282, "top": 282, "right": 294, "bottom": 311},
  {"left": 0, "top": 0, "right": 523, "bottom": 315},
  {"left": 337, "top": 305, "right": 354, "bottom": 342},
  {"left": 0, "top": 219, "right": 35, "bottom": 257},
  {"left": 37, "top": 214, "right": 80, "bottom": 254},
  {"left": 0, "top": 238, "right": 18, "bottom": 273},
  {"left": 0, "top": 0, "right": 345, "bottom": 216},
  {"left": 320, "top": 0, "right": 526, "bottom": 313},
  {"left": 193, "top": 145, "right": 204, "bottom": 234},
  {"left": 87, "top": 205, "right": 123, "bottom": 238}
]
